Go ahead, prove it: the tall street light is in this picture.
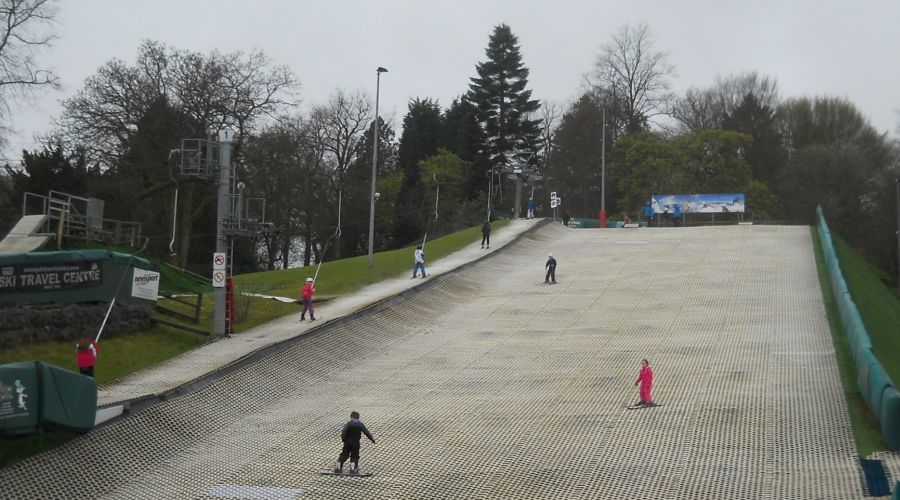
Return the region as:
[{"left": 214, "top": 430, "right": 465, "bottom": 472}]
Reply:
[
  {"left": 896, "top": 176, "right": 899, "bottom": 287},
  {"left": 600, "top": 104, "right": 607, "bottom": 228},
  {"left": 368, "top": 66, "right": 388, "bottom": 268}
]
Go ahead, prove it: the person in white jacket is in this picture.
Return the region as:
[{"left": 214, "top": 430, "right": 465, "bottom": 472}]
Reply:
[{"left": 412, "top": 245, "right": 427, "bottom": 278}]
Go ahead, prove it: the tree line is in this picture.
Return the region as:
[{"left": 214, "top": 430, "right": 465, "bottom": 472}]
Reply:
[{"left": 0, "top": 12, "right": 896, "bottom": 283}]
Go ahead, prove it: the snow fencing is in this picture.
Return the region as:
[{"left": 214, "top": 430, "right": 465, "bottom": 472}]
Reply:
[{"left": 817, "top": 206, "right": 900, "bottom": 450}]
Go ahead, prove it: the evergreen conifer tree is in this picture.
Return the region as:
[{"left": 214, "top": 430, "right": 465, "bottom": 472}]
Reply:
[
  {"left": 466, "top": 24, "right": 542, "bottom": 168},
  {"left": 394, "top": 98, "right": 443, "bottom": 245},
  {"left": 442, "top": 97, "right": 486, "bottom": 198}
]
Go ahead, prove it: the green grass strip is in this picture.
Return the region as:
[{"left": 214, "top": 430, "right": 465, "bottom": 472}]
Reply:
[
  {"left": 810, "top": 227, "right": 886, "bottom": 456},
  {"left": 234, "top": 220, "right": 508, "bottom": 298},
  {"left": 830, "top": 233, "right": 900, "bottom": 386}
]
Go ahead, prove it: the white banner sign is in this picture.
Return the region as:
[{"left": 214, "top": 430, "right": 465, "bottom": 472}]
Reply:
[{"left": 131, "top": 268, "right": 160, "bottom": 301}]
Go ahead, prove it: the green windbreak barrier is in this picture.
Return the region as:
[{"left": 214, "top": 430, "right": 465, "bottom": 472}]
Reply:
[
  {"left": 817, "top": 206, "right": 900, "bottom": 450},
  {"left": 0, "top": 361, "right": 96, "bottom": 435},
  {"left": 0, "top": 361, "right": 40, "bottom": 436},
  {"left": 869, "top": 361, "right": 893, "bottom": 424},
  {"left": 882, "top": 389, "right": 900, "bottom": 453},
  {"left": 40, "top": 363, "right": 96, "bottom": 432}
]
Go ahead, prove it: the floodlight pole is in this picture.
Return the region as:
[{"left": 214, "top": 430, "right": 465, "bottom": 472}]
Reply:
[
  {"left": 514, "top": 169, "right": 523, "bottom": 218},
  {"left": 213, "top": 130, "right": 233, "bottom": 336},
  {"left": 368, "top": 67, "right": 387, "bottom": 268},
  {"left": 896, "top": 176, "right": 900, "bottom": 287},
  {"left": 600, "top": 105, "right": 607, "bottom": 228}
]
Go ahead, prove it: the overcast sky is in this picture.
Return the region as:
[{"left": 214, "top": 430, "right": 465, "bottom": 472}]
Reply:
[{"left": 5, "top": 0, "right": 899, "bottom": 162}]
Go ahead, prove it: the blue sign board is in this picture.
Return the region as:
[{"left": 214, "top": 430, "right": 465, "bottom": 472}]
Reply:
[{"left": 651, "top": 194, "right": 745, "bottom": 214}]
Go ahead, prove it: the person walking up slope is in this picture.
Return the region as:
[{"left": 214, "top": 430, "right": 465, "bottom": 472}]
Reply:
[
  {"left": 75, "top": 338, "right": 99, "bottom": 377},
  {"left": 544, "top": 253, "right": 557, "bottom": 284},
  {"left": 335, "top": 411, "right": 376, "bottom": 474},
  {"left": 300, "top": 277, "right": 316, "bottom": 321},
  {"left": 481, "top": 220, "right": 491, "bottom": 249},
  {"left": 412, "top": 245, "right": 427, "bottom": 278},
  {"left": 634, "top": 358, "right": 655, "bottom": 406},
  {"left": 642, "top": 202, "right": 655, "bottom": 227}
]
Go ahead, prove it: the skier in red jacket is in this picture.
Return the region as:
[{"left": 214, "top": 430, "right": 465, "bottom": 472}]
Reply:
[
  {"left": 300, "top": 277, "right": 316, "bottom": 321},
  {"left": 76, "top": 338, "right": 99, "bottom": 378},
  {"left": 634, "top": 358, "right": 654, "bottom": 406}
]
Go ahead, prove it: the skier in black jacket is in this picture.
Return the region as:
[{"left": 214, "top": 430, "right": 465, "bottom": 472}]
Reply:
[
  {"left": 545, "top": 253, "right": 557, "bottom": 284},
  {"left": 335, "top": 411, "right": 376, "bottom": 473}
]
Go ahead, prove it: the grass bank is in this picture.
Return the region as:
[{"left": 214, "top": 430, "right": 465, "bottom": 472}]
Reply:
[{"left": 830, "top": 232, "right": 900, "bottom": 386}]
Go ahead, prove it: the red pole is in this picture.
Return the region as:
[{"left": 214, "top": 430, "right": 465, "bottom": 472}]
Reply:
[
  {"left": 599, "top": 209, "right": 607, "bottom": 228},
  {"left": 225, "top": 277, "right": 235, "bottom": 334}
]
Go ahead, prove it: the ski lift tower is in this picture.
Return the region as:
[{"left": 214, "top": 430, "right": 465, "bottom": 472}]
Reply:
[
  {"left": 504, "top": 159, "right": 543, "bottom": 219},
  {"left": 180, "top": 132, "right": 276, "bottom": 336},
  {"left": 180, "top": 131, "right": 232, "bottom": 336}
]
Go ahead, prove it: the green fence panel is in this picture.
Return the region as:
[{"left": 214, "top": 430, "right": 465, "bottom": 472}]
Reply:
[
  {"left": 568, "top": 218, "right": 600, "bottom": 229},
  {"left": 837, "top": 292, "right": 851, "bottom": 319},
  {"left": 830, "top": 268, "right": 844, "bottom": 296},
  {"left": 881, "top": 388, "right": 900, "bottom": 451},
  {"left": 0, "top": 361, "right": 40, "bottom": 436},
  {"left": 868, "top": 361, "right": 893, "bottom": 425},
  {"left": 828, "top": 257, "right": 840, "bottom": 275},
  {"left": 832, "top": 275, "right": 849, "bottom": 297},
  {"left": 848, "top": 315, "right": 869, "bottom": 348},
  {"left": 844, "top": 311, "right": 858, "bottom": 342},
  {"left": 39, "top": 363, "right": 96, "bottom": 433},
  {"left": 853, "top": 335, "right": 873, "bottom": 371},
  {"left": 857, "top": 349, "right": 872, "bottom": 407}
]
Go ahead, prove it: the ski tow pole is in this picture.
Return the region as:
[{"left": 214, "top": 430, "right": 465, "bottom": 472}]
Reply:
[
  {"left": 312, "top": 192, "right": 342, "bottom": 286},
  {"left": 422, "top": 175, "right": 440, "bottom": 251},
  {"left": 96, "top": 253, "right": 137, "bottom": 343}
]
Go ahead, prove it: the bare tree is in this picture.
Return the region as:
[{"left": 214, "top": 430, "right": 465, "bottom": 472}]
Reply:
[
  {"left": 674, "top": 72, "right": 780, "bottom": 131},
  {"left": 539, "top": 100, "right": 563, "bottom": 169},
  {"left": 309, "top": 92, "right": 370, "bottom": 196},
  {"left": 242, "top": 114, "right": 329, "bottom": 269},
  {"left": 60, "top": 40, "right": 299, "bottom": 167},
  {"left": 672, "top": 87, "right": 720, "bottom": 131},
  {"left": 57, "top": 41, "right": 298, "bottom": 268},
  {"left": 589, "top": 23, "right": 675, "bottom": 134},
  {"left": 0, "top": 0, "right": 60, "bottom": 146}
]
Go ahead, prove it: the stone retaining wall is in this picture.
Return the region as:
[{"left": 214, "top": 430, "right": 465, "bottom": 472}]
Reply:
[{"left": 0, "top": 303, "right": 153, "bottom": 348}]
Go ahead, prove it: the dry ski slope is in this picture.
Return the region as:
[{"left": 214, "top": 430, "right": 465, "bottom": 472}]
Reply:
[{"left": 1, "top": 224, "right": 870, "bottom": 499}]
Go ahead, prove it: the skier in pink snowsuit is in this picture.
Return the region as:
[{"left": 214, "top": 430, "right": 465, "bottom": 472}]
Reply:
[{"left": 634, "top": 359, "right": 654, "bottom": 405}]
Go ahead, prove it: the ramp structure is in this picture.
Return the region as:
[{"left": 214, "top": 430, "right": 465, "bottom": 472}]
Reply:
[
  {"left": 0, "top": 215, "right": 50, "bottom": 254},
  {"left": 1, "top": 190, "right": 145, "bottom": 254},
  {"left": 1, "top": 224, "right": 898, "bottom": 498}
]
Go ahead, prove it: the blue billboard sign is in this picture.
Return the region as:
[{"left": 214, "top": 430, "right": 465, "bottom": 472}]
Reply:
[{"left": 651, "top": 194, "right": 745, "bottom": 214}]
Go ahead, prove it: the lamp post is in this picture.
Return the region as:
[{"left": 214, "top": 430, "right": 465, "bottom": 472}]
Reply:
[
  {"left": 896, "top": 176, "right": 899, "bottom": 287},
  {"left": 600, "top": 104, "right": 607, "bottom": 228},
  {"left": 367, "top": 66, "right": 388, "bottom": 268}
]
